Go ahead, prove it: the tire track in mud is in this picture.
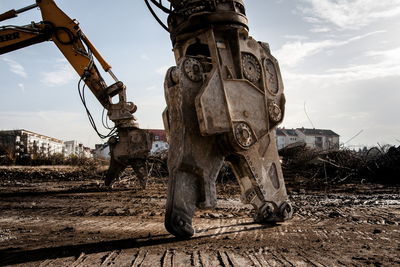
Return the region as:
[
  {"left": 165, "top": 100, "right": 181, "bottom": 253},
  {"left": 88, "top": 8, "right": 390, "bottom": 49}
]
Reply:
[
  {"left": 4, "top": 235, "right": 400, "bottom": 267},
  {"left": 3, "top": 214, "right": 400, "bottom": 266},
  {"left": 1, "top": 179, "right": 399, "bottom": 266}
]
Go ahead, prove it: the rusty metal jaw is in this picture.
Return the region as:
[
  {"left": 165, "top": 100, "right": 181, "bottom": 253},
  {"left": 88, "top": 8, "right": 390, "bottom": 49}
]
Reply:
[
  {"left": 163, "top": 58, "right": 226, "bottom": 237},
  {"left": 163, "top": 53, "right": 292, "bottom": 238},
  {"left": 104, "top": 128, "right": 152, "bottom": 187},
  {"left": 227, "top": 131, "right": 293, "bottom": 224}
]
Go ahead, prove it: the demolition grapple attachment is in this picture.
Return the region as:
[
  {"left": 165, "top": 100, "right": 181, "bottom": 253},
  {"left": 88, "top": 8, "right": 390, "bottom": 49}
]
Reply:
[
  {"left": 160, "top": 0, "right": 293, "bottom": 237},
  {"left": 105, "top": 128, "right": 152, "bottom": 188}
]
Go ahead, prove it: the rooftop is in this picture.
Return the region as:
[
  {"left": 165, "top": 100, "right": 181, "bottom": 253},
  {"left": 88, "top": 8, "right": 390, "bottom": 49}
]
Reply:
[
  {"left": 296, "top": 128, "right": 339, "bottom": 137},
  {"left": 276, "top": 128, "right": 299, "bottom": 137},
  {"left": 0, "top": 129, "right": 63, "bottom": 143}
]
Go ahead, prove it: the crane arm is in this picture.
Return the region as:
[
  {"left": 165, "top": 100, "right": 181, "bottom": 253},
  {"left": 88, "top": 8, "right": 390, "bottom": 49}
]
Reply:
[
  {"left": 0, "top": 0, "right": 135, "bottom": 126},
  {"left": 0, "top": 24, "right": 51, "bottom": 54}
]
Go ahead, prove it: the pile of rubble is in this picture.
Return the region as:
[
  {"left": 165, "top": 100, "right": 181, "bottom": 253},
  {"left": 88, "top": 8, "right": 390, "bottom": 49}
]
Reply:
[
  {"left": 280, "top": 144, "right": 400, "bottom": 185},
  {"left": 146, "top": 150, "right": 168, "bottom": 178},
  {"left": 359, "top": 145, "right": 400, "bottom": 183},
  {"left": 1, "top": 144, "right": 398, "bottom": 186},
  {"left": 140, "top": 145, "right": 400, "bottom": 186},
  {"left": 0, "top": 166, "right": 104, "bottom": 183}
]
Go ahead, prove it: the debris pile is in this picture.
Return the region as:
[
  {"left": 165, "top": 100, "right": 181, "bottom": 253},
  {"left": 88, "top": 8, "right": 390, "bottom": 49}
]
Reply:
[
  {"left": 280, "top": 144, "right": 400, "bottom": 185},
  {"left": 0, "top": 166, "right": 104, "bottom": 183},
  {"left": 1, "top": 145, "right": 398, "bottom": 186},
  {"left": 360, "top": 145, "right": 400, "bottom": 184},
  {"left": 147, "top": 150, "right": 168, "bottom": 178},
  {"left": 148, "top": 144, "right": 400, "bottom": 186},
  {"left": 112, "top": 150, "right": 169, "bottom": 186}
]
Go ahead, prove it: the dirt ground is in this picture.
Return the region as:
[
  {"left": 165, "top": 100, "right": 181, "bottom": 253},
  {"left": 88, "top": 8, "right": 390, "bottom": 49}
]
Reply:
[{"left": 0, "top": 166, "right": 399, "bottom": 266}]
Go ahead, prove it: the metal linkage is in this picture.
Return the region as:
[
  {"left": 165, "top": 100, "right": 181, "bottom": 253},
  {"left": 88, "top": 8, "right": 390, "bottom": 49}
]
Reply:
[{"left": 0, "top": 3, "right": 38, "bottom": 22}]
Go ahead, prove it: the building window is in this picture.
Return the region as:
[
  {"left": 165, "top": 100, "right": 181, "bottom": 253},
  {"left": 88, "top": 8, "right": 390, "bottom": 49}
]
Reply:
[{"left": 315, "top": 136, "right": 323, "bottom": 148}]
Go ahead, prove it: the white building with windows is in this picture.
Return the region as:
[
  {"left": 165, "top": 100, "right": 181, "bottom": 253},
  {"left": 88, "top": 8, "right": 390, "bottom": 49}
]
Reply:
[
  {"left": 64, "top": 140, "right": 92, "bottom": 158},
  {"left": 148, "top": 129, "right": 169, "bottom": 155},
  {"left": 295, "top": 128, "right": 340, "bottom": 150},
  {"left": 0, "top": 129, "right": 64, "bottom": 158},
  {"left": 276, "top": 127, "right": 340, "bottom": 150},
  {"left": 276, "top": 128, "right": 303, "bottom": 150},
  {"left": 0, "top": 130, "right": 93, "bottom": 160}
]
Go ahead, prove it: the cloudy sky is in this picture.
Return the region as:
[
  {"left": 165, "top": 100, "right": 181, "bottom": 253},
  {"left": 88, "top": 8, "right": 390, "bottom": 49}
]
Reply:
[{"left": 1, "top": 0, "right": 399, "bottom": 148}]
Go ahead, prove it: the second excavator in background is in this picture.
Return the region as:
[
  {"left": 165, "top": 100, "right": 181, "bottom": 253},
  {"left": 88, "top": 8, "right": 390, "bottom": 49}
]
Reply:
[{"left": 0, "top": 0, "right": 152, "bottom": 188}]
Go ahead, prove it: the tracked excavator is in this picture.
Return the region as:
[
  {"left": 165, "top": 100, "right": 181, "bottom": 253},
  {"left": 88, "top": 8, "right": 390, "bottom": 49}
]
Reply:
[{"left": 0, "top": 0, "right": 293, "bottom": 238}]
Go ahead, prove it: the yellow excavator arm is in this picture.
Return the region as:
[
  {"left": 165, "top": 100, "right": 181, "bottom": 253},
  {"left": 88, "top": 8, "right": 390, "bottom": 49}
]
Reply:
[
  {"left": 1, "top": 0, "right": 133, "bottom": 120},
  {"left": 0, "top": 0, "right": 152, "bottom": 186}
]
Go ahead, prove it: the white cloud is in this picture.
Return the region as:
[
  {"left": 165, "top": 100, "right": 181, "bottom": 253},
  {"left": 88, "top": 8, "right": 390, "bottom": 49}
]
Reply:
[
  {"left": 275, "top": 31, "right": 384, "bottom": 67},
  {"left": 18, "top": 83, "right": 25, "bottom": 92},
  {"left": 40, "top": 59, "right": 75, "bottom": 87},
  {"left": 279, "top": 45, "right": 400, "bottom": 117},
  {"left": 302, "top": 0, "right": 400, "bottom": 29},
  {"left": 283, "top": 35, "right": 309, "bottom": 40},
  {"left": 276, "top": 39, "right": 335, "bottom": 68},
  {"left": 284, "top": 61, "right": 400, "bottom": 86},
  {"left": 328, "top": 112, "right": 370, "bottom": 121},
  {"left": 310, "top": 27, "right": 330, "bottom": 33},
  {"left": 318, "top": 46, "right": 400, "bottom": 81},
  {"left": 1, "top": 56, "right": 27, "bottom": 78},
  {"left": 366, "top": 46, "right": 400, "bottom": 62}
]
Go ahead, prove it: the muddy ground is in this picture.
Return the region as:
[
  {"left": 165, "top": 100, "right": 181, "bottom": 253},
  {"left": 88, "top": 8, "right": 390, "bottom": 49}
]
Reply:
[{"left": 0, "top": 166, "right": 399, "bottom": 266}]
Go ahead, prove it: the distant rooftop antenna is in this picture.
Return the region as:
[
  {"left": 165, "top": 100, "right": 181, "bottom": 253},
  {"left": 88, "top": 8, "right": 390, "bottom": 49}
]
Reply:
[
  {"left": 343, "top": 129, "right": 364, "bottom": 145},
  {"left": 303, "top": 101, "right": 315, "bottom": 129}
]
